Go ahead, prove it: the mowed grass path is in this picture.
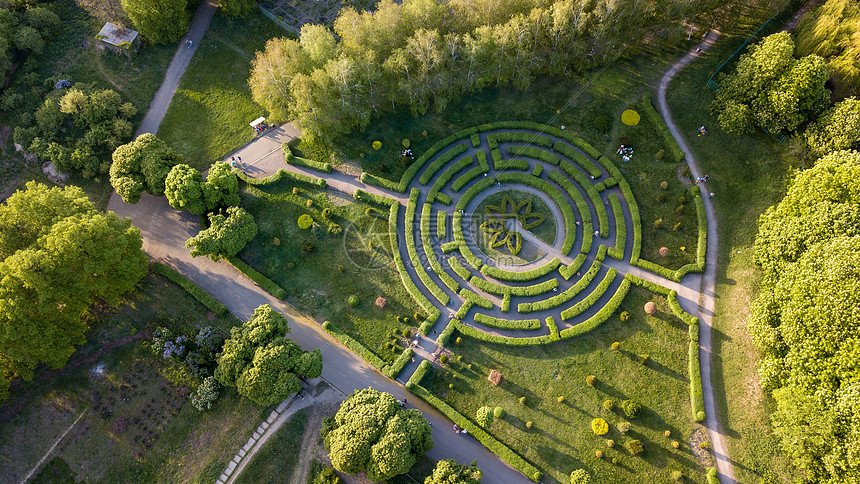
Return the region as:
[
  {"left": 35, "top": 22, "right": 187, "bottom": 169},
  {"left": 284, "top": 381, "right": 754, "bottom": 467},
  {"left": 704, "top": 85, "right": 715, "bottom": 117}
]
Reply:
[
  {"left": 158, "top": 11, "right": 287, "bottom": 170},
  {"left": 422, "top": 288, "right": 708, "bottom": 483}
]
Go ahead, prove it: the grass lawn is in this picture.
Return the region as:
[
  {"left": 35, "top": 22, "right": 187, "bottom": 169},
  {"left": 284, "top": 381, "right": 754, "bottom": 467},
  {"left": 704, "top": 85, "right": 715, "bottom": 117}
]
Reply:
[
  {"left": 157, "top": 11, "right": 288, "bottom": 170},
  {"left": 421, "top": 287, "right": 708, "bottom": 483},
  {"left": 0, "top": 271, "right": 262, "bottom": 483},
  {"left": 234, "top": 407, "right": 312, "bottom": 484},
  {"left": 474, "top": 189, "right": 556, "bottom": 265},
  {"left": 237, "top": 181, "right": 419, "bottom": 362},
  {"left": 663, "top": 6, "right": 806, "bottom": 483}
]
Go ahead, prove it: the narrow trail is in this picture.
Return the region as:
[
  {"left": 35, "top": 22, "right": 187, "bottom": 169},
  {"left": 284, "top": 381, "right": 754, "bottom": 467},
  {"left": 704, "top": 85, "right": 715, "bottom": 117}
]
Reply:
[{"left": 656, "top": 32, "right": 735, "bottom": 483}]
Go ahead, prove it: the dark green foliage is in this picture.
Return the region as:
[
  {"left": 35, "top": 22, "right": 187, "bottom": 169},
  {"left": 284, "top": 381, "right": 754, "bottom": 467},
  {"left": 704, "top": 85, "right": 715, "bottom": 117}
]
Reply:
[
  {"left": 121, "top": 0, "right": 189, "bottom": 44},
  {"left": 218, "top": 0, "right": 256, "bottom": 17},
  {"left": 641, "top": 94, "right": 685, "bottom": 162},
  {"left": 424, "top": 459, "right": 482, "bottom": 484},
  {"left": 621, "top": 400, "right": 641, "bottom": 419},
  {"left": 322, "top": 388, "right": 432, "bottom": 482},
  {"left": 187, "top": 207, "right": 257, "bottom": 261},
  {"left": 0, "top": 6, "right": 59, "bottom": 86},
  {"left": 626, "top": 439, "right": 644, "bottom": 455},
  {"left": 110, "top": 133, "right": 182, "bottom": 203}
]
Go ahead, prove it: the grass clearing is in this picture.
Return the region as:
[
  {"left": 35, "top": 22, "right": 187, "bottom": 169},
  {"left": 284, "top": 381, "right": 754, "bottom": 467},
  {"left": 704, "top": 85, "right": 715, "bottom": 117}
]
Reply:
[
  {"left": 0, "top": 271, "right": 258, "bottom": 483},
  {"left": 237, "top": 181, "right": 418, "bottom": 362},
  {"left": 234, "top": 407, "right": 312, "bottom": 484},
  {"left": 157, "top": 11, "right": 287, "bottom": 170},
  {"left": 422, "top": 287, "right": 707, "bottom": 483}
]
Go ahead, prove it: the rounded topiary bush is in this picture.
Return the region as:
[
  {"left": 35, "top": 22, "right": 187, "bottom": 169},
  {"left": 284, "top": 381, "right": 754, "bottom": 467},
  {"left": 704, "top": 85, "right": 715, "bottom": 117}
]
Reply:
[
  {"left": 617, "top": 421, "right": 631, "bottom": 433},
  {"left": 347, "top": 295, "right": 359, "bottom": 307},
  {"left": 402, "top": 138, "right": 410, "bottom": 148},
  {"left": 476, "top": 406, "right": 494, "bottom": 427},
  {"left": 298, "top": 214, "right": 313, "bottom": 229},
  {"left": 519, "top": 396, "right": 527, "bottom": 406},
  {"left": 622, "top": 400, "right": 641, "bottom": 419},
  {"left": 644, "top": 302, "right": 656, "bottom": 315},
  {"left": 619, "top": 311, "right": 630, "bottom": 322},
  {"left": 322, "top": 207, "right": 333, "bottom": 219},
  {"left": 402, "top": 329, "right": 411, "bottom": 338},
  {"left": 672, "top": 440, "right": 680, "bottom": 449},
  {"left": 439, "top": 354, "right": 449, "bottom": 364},
  {"left": 591, "top": 418, "right": 609, "bottom": 435},
  {"left": 626, "top": 439, "right": 644, "bottom": 455},
  {"left": 557, "top": 396, "right": 565, "bottom": 403},
  {"left": 621, "top": 109, "right": 640, "bottom": 126},
  {"left": 493, "top": 406, "right": 505, "bottom": 418},
  {"left": 603, "top": 399, "right": 614, "bottom": 411},
  {"left": 570, "top": 468, "right": 590, "bottom": 484},
  {"left": 526, "top": 420, "right": 533, "bottom": 429},
  {"left": 585, "top": 375, "right": 596, "bottom": 386},
  {"left": 306, "top": 199, "right": 313, "bottom": 208},
  {"left": 595, "top": 450, "right": 603, "bottom": 458},
  {"left": 696, "top": 411, "right": 706, "bottom": 421},
  {"left": 372, "top": 140, "right": 382, "bottom": 150},
  {"left": 606, "top": 439, "right": 615, "bottom": 448},
  {"left": 611, "top": 341, "right": 620, "bottom": 350},
  {"left": 455, "top": 337, "right": 462, "bottom": 344}
]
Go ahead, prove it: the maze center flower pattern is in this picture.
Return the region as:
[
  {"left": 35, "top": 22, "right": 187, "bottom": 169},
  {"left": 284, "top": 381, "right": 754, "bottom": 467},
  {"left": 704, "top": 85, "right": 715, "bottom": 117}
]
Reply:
[{"left": 479, "top": 196, "right": 545, "bottom": 256}]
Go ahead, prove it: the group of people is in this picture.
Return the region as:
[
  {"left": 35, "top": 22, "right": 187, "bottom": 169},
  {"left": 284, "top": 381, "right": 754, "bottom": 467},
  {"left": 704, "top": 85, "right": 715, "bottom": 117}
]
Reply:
[
  {"left": 697, "top": 125, "right": 709, "bottom": 136},
  {"left": 253, "top": 122, "right": 270, "bottom": 134},
  {"left": 452, "top": 424, "right": 469, "bottom": 435},
  {"left": 400, "top": 148, "right": 415, "bottom": 160},
  {"left": 695, "top": 174, "right": 710, "bottom": 184},
  {"left": 230, "top": 156, "right": 244, "bottom": 169},
  {"left": 617, "top": 144, "right": 634, "bottom": 162}
]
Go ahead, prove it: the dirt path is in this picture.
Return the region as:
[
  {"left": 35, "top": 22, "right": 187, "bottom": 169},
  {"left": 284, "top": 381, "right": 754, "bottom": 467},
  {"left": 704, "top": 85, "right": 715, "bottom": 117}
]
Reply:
[{"left": 656, "top": 32, "right": 735, "bottom": 483}]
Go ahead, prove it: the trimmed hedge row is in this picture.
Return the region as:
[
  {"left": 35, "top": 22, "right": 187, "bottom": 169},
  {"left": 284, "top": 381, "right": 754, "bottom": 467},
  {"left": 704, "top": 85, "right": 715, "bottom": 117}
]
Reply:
[
  {"left": 689, "top": 341, "right": 705, "bottom": 421},
  {"left": 360, "top": 172, "right": 401, "bottom": 192},
  {"left": 694, "top": 186, "right": 707, "bottom": 271},
  {"left": 494, "top": 158, "right": 530, "bottom": 172},
  {"left": 353, "top": 188, "right": 398, "bottom": 207},
  {"left": 236, "top": 168, "right": 326, "bottom": 189},
  {"left": 451, "top": 212, "right": 484, "bottom": 270},
  {"left": 421, "top": 203, "right": 460, "bottom": 293},
  {"left": 474, "top": 313, "right": 540, "bottom": 331},
  {"left": 459, "top": 288, "right": 493, "bottom": 309},
  {"left": 477, "top": 149, "right": 489, "bottom": 171},
  {"left": 452, "top": 165, "right": 488, "bottom": 192},
  {"left": 480, "top": 258, "right": 561, "bottom": 282},
  {"left": 487, "top": 131, "right": 554, "bottom": 149},
  {"left": 436, "top": 319, "right": 458, "bottom": 346},
  {"left": 607, "top": 193, "right": 626, "bottom": 260},
  {"left": 668, "top": 290, "right": 700, "bottom": 327},
  {"left": 419, "top": 142, "right": 469, "bottom": 185},
  {"left": 625, "top": 273, "right": 671, "bottom": 296},
  {"left": 470, "top": 133, "right": 481, "bottom": 148},
  {"left": 642, "top": 93, "right": 685, "bottom": 163},
  {"left": 407, "top": 359, "right": 432, "bottom": 388},
  {"left": 427, "top": 156, "right": 472, "bottom": 203},
  {"left": 470, "top": 275, "right": 558, "bottom": 298},
  {"left": 558, "top": 160, "right": 608, "bottom": 237},
  {"left": 507, "top": 145, "right": 560, "bottom": 166},
  {"left": 419, "top": 321, "right": 433, "bottom": 336},
  {"left": 501, "top": 292, "right": 511, "bottom": 312},
  {"left": 389, "top": 204, "right": 441, "bottom": 324},
  {"left": 436, "top": 210, "right": 447, "bottom": 239},
  {"left": 546, "top": 316, "right": 559, "bottom": 340},
  {"left": 406, "top": 189, "right": 450, "bottom": 305},
  {"left": 594, "top": 182, "right": 606, "bottom": 192},
  {"left": 322, "top": 321, "right": 389, "bottom": 372},
  {"left": 226, "top": 256, "right": 287, "bottom": 299},
  {"left": 387, "top": 348, "right": 415, "bottom": 378},
  {"left": 490, "top": 148, "right": 502, "bottom": 167},
  {"left": 398, "top": 129, "right": 479, "bottom": 191},
  {"left": 603, "top": 177, "right": 618, "bottom": 188},
  {"left": 552, "top": 141, "right": 602, "bottom": 178},
  {"left": 455, "top": 300, "right": 473, "bottom": 319},
  {"left": 558, "top": 276, "right": 631, "bottom": 339},
  {"left": 151, "top": 262, "right": 228, "bottom": 316},
  {"left": 284, "top": 144, "right": 333, "bottom": 173},
  {"left": 441, "top": 241, "right": 460, "bottom": 253},
  {"left": 619, "top": 182, "right": 642, "bottom": 264},
  {"left": 519, "top": 258, "right": 601, "bottom": 313},
  {"left": 448, "top": 257, "right": 472, "bottom": 281},
  {"left": 531, "top": 164, "right": 543, "bottom": 177},
  {"left": 547, "top": 170, "right": 592, "bottom": 255},
  {"left": 407, "top": 383, "right": 543, "bottom": 482},
  {"left": 558, "top": 253, "right": 587, "bottom": 280},
  {"left": 560, "top": 268, "right": 617, "bottom": 320},
  {"left": 495, "top": 172, "right": 577, "bottom": 255},
  {"left": 454, "top": 320, "right": 557, "bottom": 345}
]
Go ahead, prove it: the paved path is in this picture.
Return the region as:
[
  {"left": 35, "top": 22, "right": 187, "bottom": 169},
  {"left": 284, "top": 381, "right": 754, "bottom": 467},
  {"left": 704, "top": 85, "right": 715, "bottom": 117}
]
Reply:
[
  {"left": 657, "top": 32, "right": 734, "bottom": 483},
  {"left": 135, "top": 0, "right": 218, "bottom": 137}
]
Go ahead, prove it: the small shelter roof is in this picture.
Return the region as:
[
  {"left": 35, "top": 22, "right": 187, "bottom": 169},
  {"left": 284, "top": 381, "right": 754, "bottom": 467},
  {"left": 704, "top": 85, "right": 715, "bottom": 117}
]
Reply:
[
  {"left": 250, "top": 117, "right": 266, "bottom": 127},
  {"left": 97, "top": 22, "right": 138, "bottom": 46}
]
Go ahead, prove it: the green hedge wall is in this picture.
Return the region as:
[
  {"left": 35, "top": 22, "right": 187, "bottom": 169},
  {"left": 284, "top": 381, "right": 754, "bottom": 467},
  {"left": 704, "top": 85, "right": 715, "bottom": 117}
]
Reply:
[
  {"left": 454, "top": 321, "right": 557, "bottom": 345},
  {"left": 452, "top": 165, "right": 488, "bottom": 192},
  {"left": 459, "top": 288, "right": 493, "bottom": 309},
  {"left": 436, "top": 319, "right": 458, "bottom": 346},
  {"left": 501, "top": 292, "right": 511, "bottom": 312},
  {"left": 560, "top": 268, "right": 617, "bottom": 320},
  {"left": 689, "top": 341, "right": 705, "bottom": 421},
  {"left": 508, "top": 145, "right": 560, "bottom": 165},
  {"left": 322, "top": 321, "right": 389, "bottom": 373},
  {"left": 387, "top": 348, "right": 415, "bottom": 378},
  {"left": 406, "top": 189, "right": 450, "bottom": 304},
  {"left": 547, "top": 170, "right": 592, "bottom": 255},
  {"left": 419, "top": 143, "right": 469, "bottom": 185},
  {"left": 151, "top": 262, "right": 229, "bottom": 316},
  {"left": 477, "top": 150, "right": 489, "bottom": 171},
  {"left": 519, "top": 258, "right": 602, "bottom": 313},
  {"left": 436, "top": 210, "right": 447, "bottom": 239},
  {"left": 226, "top": 256, "right": 287, "bottom": 299},
  {"left": 558, "top": 276, "right": 630, "bottom": 338},
  {"left": 407, "top": 359, "right": 432, "bottom": 388},
  {"left": 557, "top": 160, "right": 608, "bottom": 237},
  {"left": 546, "top": 316, "right": 559, "bottom": 340},
  {"left": 641, "top": 93, "right": 685, "bottom": 163},
  {"left": 558, "top": 253, "right": 587, "bottom": 280},
  {"left": 474, "top": 313, "right": 541, "bottom": 331},
  {"left": 353, "top": 188, "right": 398, "bottom": 207},
  {"left": 421, "top": 203, "right": 460, "bottom": 293},
  {"left": 494, "top": 158, "right": 530, "bottom": 172},
  {"left": 360, "top": 172, "right": 401, "bottom": 192},
  {"left": 625, "top": 273, "right": 671, "bottom": 296},
  {"left": 480, "top": 258, "right": 561, "bottom": 282},
  {"left": 455, "top": 300, "right": 473, "bottom": 319},
  {"left": 407, "top": 383, "right": 543, "bottom": 482},
  {"left": 619, "top": 182, "right": 642, "bottom": 264},
  {"left": 552, "top": 141, "right": 602, "bottom": 178},
  {"left": 236, "top": 168, "right": 326, "bottom": 189},
  {"left": 389, "top": 204, "right": 441, "bottom": 324},
  {"left": 428, "top": 157, "right": 472, "bottom": 203},
  {"left": 487, "top": 131, "right": 554, "bottom": 148},
  {"left": 470, "top": 133, "right": 481, "bottom": 148},
  {"left": 668, "top": 290, "right": 699, "bottom": 326},
  {"left": 531, "top": 164, "right": 543, "bottom": 177},
  {"left": 607, "top": 193, "right": 626, "bottom": 260},
  {"left": 470, "top": 276, "right": 558, "bottom": 297},
  {"left": 283, "top": 144, "right": 333, "bottom": 173},
  {"left": 448, "top": 257, "right": 473, "bottom": 281}
]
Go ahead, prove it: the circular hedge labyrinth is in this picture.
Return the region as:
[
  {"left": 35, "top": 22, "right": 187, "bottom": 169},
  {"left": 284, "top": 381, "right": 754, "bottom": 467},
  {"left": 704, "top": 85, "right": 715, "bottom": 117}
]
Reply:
[{"left": 391, "top": 122, "right": 643, "bottom": 345}]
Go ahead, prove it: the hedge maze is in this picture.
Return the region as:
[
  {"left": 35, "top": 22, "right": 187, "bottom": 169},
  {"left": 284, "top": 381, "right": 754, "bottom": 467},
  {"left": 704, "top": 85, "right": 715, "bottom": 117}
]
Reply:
[{"left": 383, "top": 122, "right": 648, "bottom": 345}]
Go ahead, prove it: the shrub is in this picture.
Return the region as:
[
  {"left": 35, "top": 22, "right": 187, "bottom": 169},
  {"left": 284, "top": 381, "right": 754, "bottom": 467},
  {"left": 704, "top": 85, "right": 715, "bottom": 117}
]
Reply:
[
  {"left": 591, "top": 418, "right": 609, "bottom": 435},
  {"left": 664, "top": 430, "right": 671, "bottom": 437},
  {"left": 493, "top": 407, "right": 505, "bottom": 418},
  {"left": 321, "top": 207, "right": 333, "bottom": 219},
  {"left": 699, "top": 442, "right": 711, "bottom": 450},
  {"left": 675, "top": 204, "right": 685, "bottom": 214},
  {"left": 292, "top": 187, "right": 299, "bottom": 195},
  {"left": 298, "top": 214, "right": 313, "bottom": 229},
  {"left": 476, "top": 406, "right": 494, "bottom": 427},
  {"left": 611, "top": 341, "right": 620, "bottom": 350},
  {"left": 673, "top": 222, "right": 682, "bottom": 231},
  {"left": 622, "top": 400, "right": 641, "bottom": 418},
  {"left": 372, "top": 140, "right": 382, "bottom": 150},
  {"left": 526, "top": 421, "right": 533, "bottom": 429},
  {"left": 337, "top": 264, "right": 344, "bottom": 272},
  {"left": 191, "top": 376, "right": 220, "bottom": 411},
  {"left": 626, "top": 440, "right": 644, "bottom": 455},
  {"left": 678, "top": 196, "right": 686, "bottom": 204},
  {"left": 585, "top": 375, "right": 596, "bottom": 386},
  {"left": 619, "top": 311, "right": 630, "bottom": 322},
  {"left": 672, "top": 441, "right": 680, "bottom": 449},
  {"left": 603, "top": 399, "right": 614, "bottom": 411},
  {"left": 611, "top": 458, "right": 618, "bottom": 464},
  {"left": 660, "top": 181, "right": 669, "bottom": 189},
  {"left": 593, "top": 115, "right": 611, "bottom": 132},
  {"left": 655, "top": 149, "right": 665, "bottom": 160},
  {"left": 697, "top": 411, "right": 706, "bottom": 421},
  {"left": 595, "top": 450, "right": 604, "bottom": 458},
  {"left": 151, "top": 263, "right": 228, "bottom": 316},
  {"left": 557, "top": 396, "right": 565, "bottom": 403},
  {"left": 455, "top": 337, "right": 462, "bottom": 344},
  {"left": 657, "top": 193, "right": 666, "bottom": 202},
  {"left": 347, "top": 295, "right": 359, "bottom": 307},
  {"left": 439, "top": 354, "right": 449, "bottom": 364},
  {"left": 303, "top": 242, "right": 315, "bottom": 252},
  {"left": 606, "top": 439, "right": 615, "bottom": 448},
  {"left": 570, "top": 469, "right": 590, "bottom": 484},
  {"left": 617, "top": 421, "right": 631, "bottom": 433},
  {"left": 328, "top": 223, "right": 342, "bottom": 235},
  {"left": 654, "top": 218, "right": 663, "bottom": 229},
  {"left": 488, "top": 370, "right": 502, "bottom": 386},
  {"left": 519, "top": 396, "right": 526, "bottom": 406},
  {"left": 305, "top": 199, "right": 314, "bottom": 208},
  {"left": 671, "top": 470, "right": 682, "bottom": 481},
  {"left": 706, "top": 468, "right": 719, "bottom": 484}
]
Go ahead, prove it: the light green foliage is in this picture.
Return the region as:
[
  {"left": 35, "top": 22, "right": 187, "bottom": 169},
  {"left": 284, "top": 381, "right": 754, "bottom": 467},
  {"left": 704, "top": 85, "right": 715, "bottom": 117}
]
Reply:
[
  {"left": 770, "top": 387, "right": 838, "bottom": 481},
  {"left": 425, "top": 459, "right": 482, "bottom": 484},
  {"left": 218, "top": 0, "right": 255, "bottom": 17},
  {"left": 796, "top": 0, "right": 860, "bottom": 92},
  {"left": 321, "top": 388, "right": 433, "bottom": 482},
  {"left": 204, "top": 161, "right": 241, "bottom": 209},
  {"left": 110, "top": 133, "right": 182, "bottom": 203},
  {"left": 0, "top": 183, "right": 147, "bottom": 397},
  {"left": 165, "top": 164, "right": 206, "bottom": 214},
  {"left": 569, "top": 469, "right": 590, "bottom": 484},
  {"left": 187, "top": 207, "right": 257, "bottom": 261},
  {"left": 215, "top": 305, "right": 322, "bottom": 406},
  {"left": 121, "top": 0, "right": 188, "bottom": 44},
  {"left": 476, "top": 406, "right": 493, "bottom": 427},
  {"left": 191, "top": 376, "right": 221, "bottom": 410},
  {"left": 804, "top": 97, "right": 860, "bottom": 157},
  {"left": 712, "top": 32, "right": 829, "bottom": 134}
]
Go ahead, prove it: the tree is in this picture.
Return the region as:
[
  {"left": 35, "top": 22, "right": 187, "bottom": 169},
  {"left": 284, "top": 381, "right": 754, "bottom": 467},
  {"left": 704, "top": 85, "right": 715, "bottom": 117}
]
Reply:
[
  {"left": 121, "top": 0, "right": 189, "bottom": 44},
  {"left": 165, "top": 164, "right": 206, "bottom": 214},
  {"left": 321, "top": 388, "right": 433, "bottom": 482},
  {"left": 0, "top": 183, "right": 147, "bottom": 401},
  {"left": 569, "top": 469, "right": 590, "bottom": 484},
  {"left": 796, "top": 0, "right": 860, "bottom": 94},
  {"left": 425, "top": 459, "right": 481, "bottom": 484},
  {"left": 475, "top": 406, "right": 493, "bottom": 426},
  {"left": 214, "top": 305, "right": 322, "bottom": 406},
  {"left": 110, "top": 133, "right": 182, "bottom": 203},
  {"left": 803, "top": 97, "right": 860, "bottom": 157},
  {"left": 218, "top": 0, "right": 255, "bottom": 17},
  {"left": 770, "top": 387, "right": 836, "bottom": 480},
  {"left": 185, "top": 206, "right": 257, "bottom": 261},
  {"left": 202, "top": 161, "right": 241, "bottom": 210}
]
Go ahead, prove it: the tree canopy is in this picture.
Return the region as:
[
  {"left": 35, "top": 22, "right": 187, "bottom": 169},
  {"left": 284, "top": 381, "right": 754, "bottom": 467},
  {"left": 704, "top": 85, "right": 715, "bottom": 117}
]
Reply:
[
  {"left": 121, "top": 0, "right": 189, "bottom": 44},
  {"left": 185, "top": 206, "right": 257, "bottom": 261},
  {"left": 0, "top": 182, "right": 147, "bottom": 402},
  {"left": 425, "top": 459, "right": 482, "bottom": 484},
  {"left": 214, "top": 304, "right": 322, "bottom": 406},
  {"left": 796, "top": 0, "right": 860, "bottom": 95},
  {"left": 750, "top": 150, "right": 860, "bottom": 482},
  {"left": 110, "top": 133, "right": 182, "bottom": 204},
  {"left": 803, "top": 97, "right": 860, "bottom": 157},
  {"left": 164, "top": 161, "right": 241, "bottom": 214},
  {"left": 321, "top": 388, "right": 433, "bottom": 482},
  {"left": 0, "top": 5, "right": 60, "bottom": 88},
  {"left": 711, "top": 32, "right": 829, "bottom": 135}
]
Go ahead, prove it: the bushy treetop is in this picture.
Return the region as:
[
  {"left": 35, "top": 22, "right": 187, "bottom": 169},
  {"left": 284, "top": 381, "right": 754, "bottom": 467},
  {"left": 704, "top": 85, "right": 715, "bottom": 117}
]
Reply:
[
  {"left": 425, "top": 459, "right": 482, "bottom": 484},
  {"left": 110, "top": 133, "right": 182, "bottom": 204}
]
